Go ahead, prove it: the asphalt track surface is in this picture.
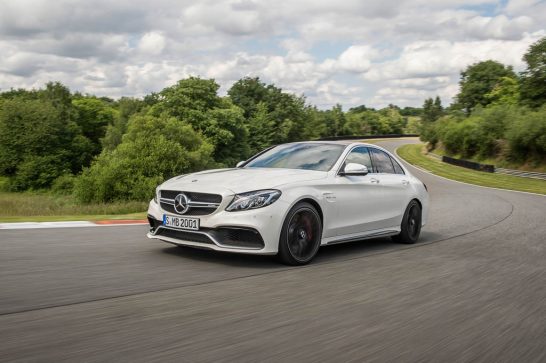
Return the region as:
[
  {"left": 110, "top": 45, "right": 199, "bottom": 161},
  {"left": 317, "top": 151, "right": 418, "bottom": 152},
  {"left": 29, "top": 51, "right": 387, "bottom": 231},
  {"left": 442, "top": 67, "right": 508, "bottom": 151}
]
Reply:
[{"left": 1, "top": 138, "right": 545, "bottom": 362}]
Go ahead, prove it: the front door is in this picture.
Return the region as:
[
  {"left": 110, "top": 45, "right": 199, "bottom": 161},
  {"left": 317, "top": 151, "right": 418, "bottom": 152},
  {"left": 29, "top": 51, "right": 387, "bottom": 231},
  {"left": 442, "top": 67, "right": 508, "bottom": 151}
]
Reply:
[{"left": 330, "top": 146, "right": 386, "bottom": 237}]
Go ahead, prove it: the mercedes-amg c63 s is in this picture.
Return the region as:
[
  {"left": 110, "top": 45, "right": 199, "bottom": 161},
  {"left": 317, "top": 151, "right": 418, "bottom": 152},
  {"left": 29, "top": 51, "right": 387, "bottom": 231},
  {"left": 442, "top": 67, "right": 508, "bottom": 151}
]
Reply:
[{"left": 147, "top": 141, "right": 429, "bottom": 265}]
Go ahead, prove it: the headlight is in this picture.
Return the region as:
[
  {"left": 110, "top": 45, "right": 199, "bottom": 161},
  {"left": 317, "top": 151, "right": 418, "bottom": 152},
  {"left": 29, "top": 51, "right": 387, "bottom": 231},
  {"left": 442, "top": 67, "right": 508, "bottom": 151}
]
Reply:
[
  {"left": 226, "top": 189, "right": 281, "bottom": 212},
  {"left": 153, "top": 186, "right": 160, "bottom": 203}
]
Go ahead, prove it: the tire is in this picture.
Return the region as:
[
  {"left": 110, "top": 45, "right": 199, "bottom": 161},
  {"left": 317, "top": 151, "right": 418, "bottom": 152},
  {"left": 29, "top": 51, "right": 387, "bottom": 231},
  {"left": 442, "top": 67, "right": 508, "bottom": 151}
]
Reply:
[
  {"left": 392, "top": 200, "right": 422, "bottom": 244},
  {"left": 277, "top": 202, "right": 322, "bottom": 265}
]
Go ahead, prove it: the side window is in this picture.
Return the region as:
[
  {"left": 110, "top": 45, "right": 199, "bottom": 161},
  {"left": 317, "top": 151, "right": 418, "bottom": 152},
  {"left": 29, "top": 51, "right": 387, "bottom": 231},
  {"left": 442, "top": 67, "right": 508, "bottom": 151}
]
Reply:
[
  {"left": 344, "top": 147, "right": 373, "bottom": 171},
  {"left": 390, "top": 157, "right": 405, "bottom": 174},
  {"left": 370, "top": 148, "right": 395, "bottom": 174}
]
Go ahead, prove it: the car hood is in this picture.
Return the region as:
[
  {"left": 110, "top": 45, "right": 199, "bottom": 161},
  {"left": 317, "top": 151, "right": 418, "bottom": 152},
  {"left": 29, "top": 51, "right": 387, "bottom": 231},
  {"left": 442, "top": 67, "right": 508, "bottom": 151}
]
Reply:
[{"left": 161, "top": 168, "right": 327, "bottom": 195}]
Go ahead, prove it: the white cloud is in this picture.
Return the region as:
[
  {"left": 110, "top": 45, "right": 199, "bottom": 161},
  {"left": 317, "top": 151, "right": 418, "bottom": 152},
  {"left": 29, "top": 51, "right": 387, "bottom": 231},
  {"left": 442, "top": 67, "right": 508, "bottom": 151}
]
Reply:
[
  {"left": 336, "top": 45, "right": 377, "bottom": 73},
  {"left": 364, "top": 32, "right": 542, "bottom": 82},
  {"left": 138, "top": 32, "right": 166, "bottom": 56},
  {"left": 314, "top": 80, "right": 364, "bottom": 107},
  {"left": 0, "top": 0, "right": 544, "bottom": 108}
]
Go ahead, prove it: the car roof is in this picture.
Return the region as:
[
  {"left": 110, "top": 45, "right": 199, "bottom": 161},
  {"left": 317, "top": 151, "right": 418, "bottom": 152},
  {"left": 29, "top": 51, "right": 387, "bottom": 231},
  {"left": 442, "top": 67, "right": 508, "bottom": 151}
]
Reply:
[{"left": 287, "top": 140, "right": 377, "bottom": 148}]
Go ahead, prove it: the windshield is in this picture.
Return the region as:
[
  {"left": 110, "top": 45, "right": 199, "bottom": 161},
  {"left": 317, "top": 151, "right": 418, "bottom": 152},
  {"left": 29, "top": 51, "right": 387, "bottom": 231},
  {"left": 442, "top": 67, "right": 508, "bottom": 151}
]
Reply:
[{"left": 245, "top": 143, "right": 345, "bottom": 171}]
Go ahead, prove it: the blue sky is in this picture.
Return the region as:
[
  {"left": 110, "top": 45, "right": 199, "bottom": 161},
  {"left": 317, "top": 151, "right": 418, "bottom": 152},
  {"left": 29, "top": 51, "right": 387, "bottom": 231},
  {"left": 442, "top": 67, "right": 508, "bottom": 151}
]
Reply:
[{"left": 0, "top": 0, "right": 544, "bottom": 109}]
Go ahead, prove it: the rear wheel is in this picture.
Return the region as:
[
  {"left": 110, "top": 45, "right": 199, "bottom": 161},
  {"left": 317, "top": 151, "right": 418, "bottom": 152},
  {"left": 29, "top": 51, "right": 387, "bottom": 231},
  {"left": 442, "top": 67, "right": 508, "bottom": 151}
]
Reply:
[
  {"left": 277, "top": 202, "right": 322, "bottom": 265},
  {"left": 392, "top": 200, "right": 422, "bottom": 244}
]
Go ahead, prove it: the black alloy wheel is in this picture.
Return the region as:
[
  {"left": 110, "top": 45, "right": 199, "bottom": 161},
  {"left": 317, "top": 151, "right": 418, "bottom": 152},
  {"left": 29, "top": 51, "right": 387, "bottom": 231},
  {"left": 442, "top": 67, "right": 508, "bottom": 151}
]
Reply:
[
  {"left": 278, "top": 202, "right": 322, "bottom": 265},
  {"left": 392, "top": 200, "right": 422, "bottom": 244}
]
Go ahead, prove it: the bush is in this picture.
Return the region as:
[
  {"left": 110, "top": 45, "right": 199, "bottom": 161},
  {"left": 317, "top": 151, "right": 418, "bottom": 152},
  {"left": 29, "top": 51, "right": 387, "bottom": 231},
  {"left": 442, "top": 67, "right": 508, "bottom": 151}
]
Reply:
[
  {"left": 459, "top": 119, "right": 481, "bottom": 158},
  {"left": 0, "top": 88, "right": 95, "bottom": 190},
  {"left": 0, "top": 177, "right": 9, "bottom": 192},
  {"left": 506, "top": 107, "right": 546, "bottom": 161},
  {"left": 472, "top": 105, "right": 512, "bottom": 157},
  {"left": 11, "top": 156, "right": 70, "bottom": 191},
  {"left": 51, "top": 174, "right": 76, "bottom": 195}
]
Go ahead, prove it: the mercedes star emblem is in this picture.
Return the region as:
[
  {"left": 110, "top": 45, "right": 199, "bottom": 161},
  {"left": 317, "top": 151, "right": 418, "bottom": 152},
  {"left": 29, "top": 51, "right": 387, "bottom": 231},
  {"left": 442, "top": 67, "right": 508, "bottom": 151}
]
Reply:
[{"left": 173, "top": 193, "right": 190, "bottom": 214}]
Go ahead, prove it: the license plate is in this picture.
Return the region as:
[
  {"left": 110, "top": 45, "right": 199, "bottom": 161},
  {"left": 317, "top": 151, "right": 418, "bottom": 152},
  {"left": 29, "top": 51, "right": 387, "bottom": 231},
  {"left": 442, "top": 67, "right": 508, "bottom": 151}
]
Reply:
[{"left": 163, "top": 214, "right": 200, "bottom": 230}]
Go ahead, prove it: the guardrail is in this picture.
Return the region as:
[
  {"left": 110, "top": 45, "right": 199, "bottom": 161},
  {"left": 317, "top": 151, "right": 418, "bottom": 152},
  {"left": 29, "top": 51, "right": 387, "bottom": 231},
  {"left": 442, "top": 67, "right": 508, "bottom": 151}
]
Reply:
[
  {"left": 442, "top": 156, "right": 495, "bottom": 173},
  {"left": 495, "top": 168, "right": 546, "bottom": 180},
  {"left": 427, "top": 152, "right": 546, "bottom": 180}
]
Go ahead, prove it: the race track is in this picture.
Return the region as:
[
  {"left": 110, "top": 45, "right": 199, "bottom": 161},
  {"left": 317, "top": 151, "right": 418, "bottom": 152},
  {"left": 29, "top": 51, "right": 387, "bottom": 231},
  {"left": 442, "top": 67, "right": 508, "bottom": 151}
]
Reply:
[{"left": 1, "top": 138, "right": 545, "bottom": 362}]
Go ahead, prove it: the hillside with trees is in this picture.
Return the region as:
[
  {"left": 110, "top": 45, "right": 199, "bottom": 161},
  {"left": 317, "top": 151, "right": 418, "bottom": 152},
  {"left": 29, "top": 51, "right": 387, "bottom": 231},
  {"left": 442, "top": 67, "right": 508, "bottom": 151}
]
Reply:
[
  {"left": 1, "top": 36, "right": 544, "bottom": 205},
  {"left": 420, "top": 36, "right": 546, "bottom": 171},
  {"left": 0, "top": 77, "right": 414, "bottom": 203}
]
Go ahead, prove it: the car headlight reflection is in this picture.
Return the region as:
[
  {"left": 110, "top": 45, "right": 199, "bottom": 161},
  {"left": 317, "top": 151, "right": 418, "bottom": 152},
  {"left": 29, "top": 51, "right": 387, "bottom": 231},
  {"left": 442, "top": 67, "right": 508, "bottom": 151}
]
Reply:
[
  {"left": 153, "top": 186, "right": 160, "bottom": 203},
  {"left": 226, "top": 189, "right": 281, "bottom": 212}
]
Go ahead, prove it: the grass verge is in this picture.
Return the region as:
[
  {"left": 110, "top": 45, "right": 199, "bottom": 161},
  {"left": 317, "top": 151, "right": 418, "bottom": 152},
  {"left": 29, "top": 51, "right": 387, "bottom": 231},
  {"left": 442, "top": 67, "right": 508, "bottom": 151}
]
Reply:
[
  {"left": 430, "top": 145, "right": 546, "bottom": 173},
  {"left": 0, "top": 192, "right": 148, "bottom": 222},
  {"left": 397, "top": 144, "right": 546, "bottom": 195}
]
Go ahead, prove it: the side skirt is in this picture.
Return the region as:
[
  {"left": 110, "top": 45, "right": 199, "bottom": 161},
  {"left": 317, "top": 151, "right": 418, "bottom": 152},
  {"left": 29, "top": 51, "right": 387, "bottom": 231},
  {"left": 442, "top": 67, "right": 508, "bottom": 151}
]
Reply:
[{"left": 323, "top": 229, "right": 399, "bottom": 246}]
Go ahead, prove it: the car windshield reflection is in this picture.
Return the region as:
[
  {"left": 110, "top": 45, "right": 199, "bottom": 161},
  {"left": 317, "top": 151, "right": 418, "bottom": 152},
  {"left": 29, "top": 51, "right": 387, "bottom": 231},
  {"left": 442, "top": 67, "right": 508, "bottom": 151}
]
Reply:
[{"left": 245, "top": 143, "right": 345, "bottom": 171}]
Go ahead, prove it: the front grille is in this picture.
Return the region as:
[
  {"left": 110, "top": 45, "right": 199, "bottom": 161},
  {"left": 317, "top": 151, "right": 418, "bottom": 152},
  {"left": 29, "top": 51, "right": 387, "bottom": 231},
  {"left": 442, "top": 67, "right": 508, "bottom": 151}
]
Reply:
[
  {"left": 156, "top": 228, "right": 214, "bottom": 244},
  {"left": 159, "top": 190, "right": 222, "bottom": 216},
  {"left": 160, "top": 190, "right": 222, "bottom": 203},
  {"left": 152, "top": 225, "right": 265, "bottom": 250}
]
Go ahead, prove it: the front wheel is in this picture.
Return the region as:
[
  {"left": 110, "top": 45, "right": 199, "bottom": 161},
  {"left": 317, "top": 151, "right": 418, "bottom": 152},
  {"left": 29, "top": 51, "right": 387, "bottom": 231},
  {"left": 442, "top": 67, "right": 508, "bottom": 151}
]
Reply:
[
  {"left": 392, "top": 200, "right": 422, "bottom": 244},
  {"left": 277, "top": 202, "right": 322, "bottom": 265}
]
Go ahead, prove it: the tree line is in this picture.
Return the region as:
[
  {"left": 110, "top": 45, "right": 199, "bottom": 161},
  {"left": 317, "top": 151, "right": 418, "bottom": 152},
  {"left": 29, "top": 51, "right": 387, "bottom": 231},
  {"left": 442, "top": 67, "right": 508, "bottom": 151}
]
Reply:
[
  {"left": 0, "top": 77, "right": 418, "bottom": 202},
  {"left": 1, "top": 36, "right": 543, "bottom": 203},
  {"left": 420, "top": 37, "right": 546, "bottom": 166}
]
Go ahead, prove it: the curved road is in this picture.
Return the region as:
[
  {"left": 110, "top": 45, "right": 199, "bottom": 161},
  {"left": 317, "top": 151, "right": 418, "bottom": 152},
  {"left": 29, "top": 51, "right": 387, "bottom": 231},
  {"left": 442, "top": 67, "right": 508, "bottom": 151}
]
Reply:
[{"left": 1, "top": 138, "right": 545, "bottom": 362}]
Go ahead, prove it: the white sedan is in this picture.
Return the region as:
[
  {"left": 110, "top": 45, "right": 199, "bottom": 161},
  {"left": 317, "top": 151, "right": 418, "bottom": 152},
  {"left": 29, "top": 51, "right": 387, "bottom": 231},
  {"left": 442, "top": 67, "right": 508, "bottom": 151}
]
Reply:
[{"left": 147, "top": 141, "right": 429, "bottom": 265}]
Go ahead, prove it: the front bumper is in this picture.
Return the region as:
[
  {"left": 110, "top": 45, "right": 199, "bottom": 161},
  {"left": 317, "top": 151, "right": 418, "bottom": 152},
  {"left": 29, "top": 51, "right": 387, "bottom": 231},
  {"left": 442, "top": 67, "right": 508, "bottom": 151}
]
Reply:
[{"left": 146, "top": 199, "right": 286, "bottom": 255}]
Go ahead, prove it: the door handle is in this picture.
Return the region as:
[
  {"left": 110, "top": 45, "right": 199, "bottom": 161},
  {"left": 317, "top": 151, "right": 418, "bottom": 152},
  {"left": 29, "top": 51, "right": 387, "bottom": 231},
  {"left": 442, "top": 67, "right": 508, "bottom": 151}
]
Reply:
[
  {"left": 370, "top": 178, "right": 380, "bottom": 184},
  {"left": 402, "top": 179, "right": 410, "bottom": 185}
]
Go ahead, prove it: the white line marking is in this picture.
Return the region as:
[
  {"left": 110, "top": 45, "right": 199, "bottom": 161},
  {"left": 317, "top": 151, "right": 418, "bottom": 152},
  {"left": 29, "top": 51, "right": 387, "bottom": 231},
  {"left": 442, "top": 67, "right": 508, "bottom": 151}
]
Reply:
[
  {"left": 0, "top": 221, "right": 148, "bottom": 230},
  {"left": 0, "top": 221, "right": 96, "bottom": 229}
]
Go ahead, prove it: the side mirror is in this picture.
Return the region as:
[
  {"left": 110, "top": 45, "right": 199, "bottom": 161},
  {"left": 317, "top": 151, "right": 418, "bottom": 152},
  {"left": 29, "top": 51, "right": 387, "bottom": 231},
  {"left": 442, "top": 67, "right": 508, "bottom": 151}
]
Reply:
[
  {"left": 236, "top": 161, "right": 245, "bottom": 168},
  {"left": 340, "top": 163, "right": 369, "bottom": 176}
]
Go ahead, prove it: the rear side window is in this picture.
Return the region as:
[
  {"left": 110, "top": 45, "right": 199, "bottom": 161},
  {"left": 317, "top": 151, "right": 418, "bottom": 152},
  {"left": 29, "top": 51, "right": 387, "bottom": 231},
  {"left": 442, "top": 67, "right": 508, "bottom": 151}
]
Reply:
[
  {"left": 370, "top": 148, "right": 395, "bottom": 174},
  {"left": 391, "top": 157, "right": 405, "bottom": 174},
  {"left": 344, "top": 146, "right": 373, "bottom": 171}
]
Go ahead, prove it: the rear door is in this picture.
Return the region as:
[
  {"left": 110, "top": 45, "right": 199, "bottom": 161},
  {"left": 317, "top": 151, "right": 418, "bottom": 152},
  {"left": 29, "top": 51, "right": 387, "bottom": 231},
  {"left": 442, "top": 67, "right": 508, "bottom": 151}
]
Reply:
[{"left": 369, "top": 148, "right": 410, "bottom": 228}]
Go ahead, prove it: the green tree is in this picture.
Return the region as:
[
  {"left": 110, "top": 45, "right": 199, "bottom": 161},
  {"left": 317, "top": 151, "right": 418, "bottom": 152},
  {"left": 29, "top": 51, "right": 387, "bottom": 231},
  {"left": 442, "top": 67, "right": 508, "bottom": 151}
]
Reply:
[
  {"left": 379, "top": 106, "right": 405, "bottom": 134},
  {"left": 74, "top": 114, "right": 214, "bottom": 203},
  {"left": 102, "top": 97, "right": 145, "bottom": 151},
  {"left": 154, "top": 77, "right": 221, "bottom": 122},
  {"left": 456, "top": 60, "right": 517, "bottom": 114},
  {"left": 506, "top": 106, "right": 546, "bottom": 161},
  {"left": 348, "top": 105, "right": 372, "bottom": 113},
  {"left": 228, "top": 77, "right": 312, "bottom": 143},
  {"left": 399, "top": 106, "right": 422, "bottom": 117},
  {"left": 228, "top": 77, "right": 269, "bottom": 119},
  {"left": 404, "top": 116, "right": 422, "bottom": 134},
  {"left": 0, "top": 98, "right": 83, "bottom": 189},
  {"left": 73, "top": 97, "right": 116, "bottom": 156},
  {"left": 302, "top": 106, "right": 327, "bottom": 140},
  {"left": 343, "top": 110, "right": 371, "bottom": 135},
  {"left": 322, "top": 104, "right": 346, "bottom": 136},
  {"left": 39, "top": 82, "right": 73, "bottom": 112},
  {"left": 422, "top": 96, "right": 444, "bottom": 123},
  {"left": 246, "top": 102, "right": 277, "bottom": 154},
  {"left": 203, "top": 105, "right": 250, "bottom": 166},
  {"left": 151, "top": 77, "right": 249, "bottom": 166},
  {"left": 520, "top": 37, "right": 546, "bottom": 108},
  {"left": 484, "top": 77, "right": 520, "bottom": 106}
]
